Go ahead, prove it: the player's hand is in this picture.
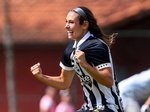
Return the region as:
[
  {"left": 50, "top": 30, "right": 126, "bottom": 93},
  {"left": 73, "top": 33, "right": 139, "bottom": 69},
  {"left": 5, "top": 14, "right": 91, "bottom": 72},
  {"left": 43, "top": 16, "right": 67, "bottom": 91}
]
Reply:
[
  {"left": 30, "top": 63, "right": 42, "bottom": 77},
  {"left": 75, "top": 50, "right": 87, "bottom": 67}
]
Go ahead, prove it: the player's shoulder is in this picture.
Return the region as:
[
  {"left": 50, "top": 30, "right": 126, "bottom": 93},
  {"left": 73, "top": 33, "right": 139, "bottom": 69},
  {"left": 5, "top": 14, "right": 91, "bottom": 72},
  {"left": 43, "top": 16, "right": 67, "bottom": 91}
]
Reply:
[{"left": 81, "top": 36, "right": 108, "bottom": 50}]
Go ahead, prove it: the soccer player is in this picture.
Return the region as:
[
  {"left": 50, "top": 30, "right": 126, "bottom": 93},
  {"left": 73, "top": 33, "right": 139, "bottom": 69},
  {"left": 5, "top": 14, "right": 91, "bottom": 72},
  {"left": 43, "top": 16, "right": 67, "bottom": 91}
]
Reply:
[
  {"left": 31, "top": 6, "right": 124, "bottom": 112},
  {"left": 119, "top": 69, "right": 150, "bottom": 112}
]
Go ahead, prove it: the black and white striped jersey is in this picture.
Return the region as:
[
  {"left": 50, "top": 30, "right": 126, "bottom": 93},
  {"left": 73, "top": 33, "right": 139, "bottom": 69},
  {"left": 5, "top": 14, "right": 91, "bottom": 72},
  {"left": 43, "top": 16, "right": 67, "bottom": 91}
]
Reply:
[{"left": 60, "top": 32, "right": 124, "bottom": 112}]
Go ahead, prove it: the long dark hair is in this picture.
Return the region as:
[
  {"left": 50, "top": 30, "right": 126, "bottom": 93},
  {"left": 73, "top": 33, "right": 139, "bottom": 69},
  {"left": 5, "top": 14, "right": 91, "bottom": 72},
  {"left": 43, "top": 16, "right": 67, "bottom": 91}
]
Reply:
[{"left": 73, "top": 6, "right": 117, "bottom": 47}]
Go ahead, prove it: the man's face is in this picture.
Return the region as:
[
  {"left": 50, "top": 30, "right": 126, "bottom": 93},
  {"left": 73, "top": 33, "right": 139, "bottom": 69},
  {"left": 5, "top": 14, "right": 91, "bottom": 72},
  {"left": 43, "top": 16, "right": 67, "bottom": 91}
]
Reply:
[{"left": 65, "top": 11, "right": 87, "bottom": 41}]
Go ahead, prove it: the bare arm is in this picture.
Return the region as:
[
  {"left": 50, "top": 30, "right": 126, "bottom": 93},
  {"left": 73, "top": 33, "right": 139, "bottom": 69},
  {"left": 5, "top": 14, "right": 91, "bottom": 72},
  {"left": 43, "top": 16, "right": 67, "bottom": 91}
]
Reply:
[
  {"left": 141, "top": 96, "right": 150, "bottom": 112},
  {"left": 144, "top": 96, "right": 150, "bottom": 106},
  {"left": 75, "top": 50, "right": 113, "bottom": 88},
  {"left": 30, "top": 63, "right": 75, "bottom": 90}
]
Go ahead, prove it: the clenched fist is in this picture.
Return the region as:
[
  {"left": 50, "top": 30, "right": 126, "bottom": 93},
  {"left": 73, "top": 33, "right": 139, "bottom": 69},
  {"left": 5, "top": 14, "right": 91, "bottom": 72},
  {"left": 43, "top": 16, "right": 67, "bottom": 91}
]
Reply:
[
  {"left": 74, "top": 50, "right": 87, "bottom": 67},
  {"left": 30, "top": 63, "right": 42, "bottom": 77}
]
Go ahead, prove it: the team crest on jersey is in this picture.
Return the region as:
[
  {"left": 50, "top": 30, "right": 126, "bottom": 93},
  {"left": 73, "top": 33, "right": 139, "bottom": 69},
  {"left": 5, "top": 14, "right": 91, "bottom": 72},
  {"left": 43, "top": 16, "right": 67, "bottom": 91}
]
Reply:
[
  {"left": 74, "top": 64, "right": 92, "bottom": 86},
  {"left": 70, "top": 50, "right": 92, "bottom": 86},
  {"left": 80, "top": 75, "right": 92, "bottom": 85}
]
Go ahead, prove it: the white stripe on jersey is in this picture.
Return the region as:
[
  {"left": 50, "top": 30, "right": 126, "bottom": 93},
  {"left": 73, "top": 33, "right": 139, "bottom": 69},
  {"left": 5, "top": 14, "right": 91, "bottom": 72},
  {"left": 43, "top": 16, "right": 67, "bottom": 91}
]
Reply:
[{"left": 59, "top": 62, "right": 73, "bottom": 71}]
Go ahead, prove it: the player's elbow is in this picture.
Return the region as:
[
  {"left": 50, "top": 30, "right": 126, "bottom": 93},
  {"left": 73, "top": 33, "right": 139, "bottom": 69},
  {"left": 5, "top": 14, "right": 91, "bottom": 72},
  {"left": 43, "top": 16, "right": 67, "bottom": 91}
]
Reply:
[
  {"left": 106, "top": 82, "right": 113, "bottom": 88},
  {"left": 105, "top": 78, "right": 113, "bottom": 88},
  {"left": 59, "top": 85, "right": 70, "bottom": 90},
  {"left": 58, "top": 82, "right": 71, "bottom": 90}
]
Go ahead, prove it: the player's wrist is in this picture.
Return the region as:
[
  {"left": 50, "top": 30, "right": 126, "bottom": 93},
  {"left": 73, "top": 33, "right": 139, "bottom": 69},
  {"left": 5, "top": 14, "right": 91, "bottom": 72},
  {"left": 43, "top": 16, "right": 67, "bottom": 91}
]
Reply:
[
  {"left": 34, "top": 73, "right": 43, "bottom": 80},
  {"left": 80, "top": 61, "right": 89, "bottom": 68}
]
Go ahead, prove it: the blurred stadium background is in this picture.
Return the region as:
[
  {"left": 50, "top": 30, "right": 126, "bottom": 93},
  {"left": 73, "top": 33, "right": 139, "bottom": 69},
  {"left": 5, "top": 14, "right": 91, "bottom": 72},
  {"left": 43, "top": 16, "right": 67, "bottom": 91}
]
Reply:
[{"left": 0, "top": 0, "right": 150, "bottom": 112}]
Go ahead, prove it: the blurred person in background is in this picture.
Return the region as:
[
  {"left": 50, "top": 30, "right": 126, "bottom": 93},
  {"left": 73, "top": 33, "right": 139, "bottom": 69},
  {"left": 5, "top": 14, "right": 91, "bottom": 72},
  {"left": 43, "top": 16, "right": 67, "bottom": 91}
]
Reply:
[
  {"left": 55, "top": 89, "right": 75, "bottom": 112},
  {"left": 119, "top": 69, "right": 150, "bottom": 112},
  {"left": 141, "top": 96, "right": 150, "bottom": 112},
  {"left": 31, "top": 6, "right": 124, "bottom": 112},
  {"left": 39, "top": 86, "right": 57, "bottom": 112}
]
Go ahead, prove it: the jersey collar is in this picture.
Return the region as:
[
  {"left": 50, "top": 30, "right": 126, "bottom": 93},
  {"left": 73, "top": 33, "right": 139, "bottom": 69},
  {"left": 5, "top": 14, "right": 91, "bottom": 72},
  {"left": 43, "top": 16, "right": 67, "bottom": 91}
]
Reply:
[{"left": 73, "top": 32, "right": 93, "bottom": 49}]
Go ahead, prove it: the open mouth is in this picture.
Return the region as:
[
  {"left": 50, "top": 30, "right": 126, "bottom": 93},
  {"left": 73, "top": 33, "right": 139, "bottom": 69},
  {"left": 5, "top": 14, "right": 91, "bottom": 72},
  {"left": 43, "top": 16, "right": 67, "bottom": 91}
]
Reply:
[{"left": 67, "top": 30, "right": 73, "bottom": 34}]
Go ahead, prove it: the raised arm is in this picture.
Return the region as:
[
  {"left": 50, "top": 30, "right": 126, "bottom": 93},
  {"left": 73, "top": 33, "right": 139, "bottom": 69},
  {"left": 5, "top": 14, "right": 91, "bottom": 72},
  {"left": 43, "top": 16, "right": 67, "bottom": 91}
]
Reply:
[
  {"left": 75, "top": 50, "right": 113, "bottom": 88},
  {"left": 30, "top": 63, "right": 75, "bottom": 90}
]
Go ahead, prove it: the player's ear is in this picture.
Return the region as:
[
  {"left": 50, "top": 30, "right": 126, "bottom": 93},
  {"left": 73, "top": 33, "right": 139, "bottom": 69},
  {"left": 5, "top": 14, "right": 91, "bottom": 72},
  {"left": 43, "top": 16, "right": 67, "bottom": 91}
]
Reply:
[{"left": 83, "top": 21, "right": 89, "bottom": 29}]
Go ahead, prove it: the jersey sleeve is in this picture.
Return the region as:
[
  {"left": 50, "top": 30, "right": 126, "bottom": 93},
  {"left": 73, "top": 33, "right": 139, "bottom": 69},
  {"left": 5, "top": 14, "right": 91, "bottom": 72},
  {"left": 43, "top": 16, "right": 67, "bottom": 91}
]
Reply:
[
  {"left": 83, "top": 41, "right": 112, "bottom": 70},
  {"left": 59, "top": 42, "right": 74, "bottom": 71}
]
